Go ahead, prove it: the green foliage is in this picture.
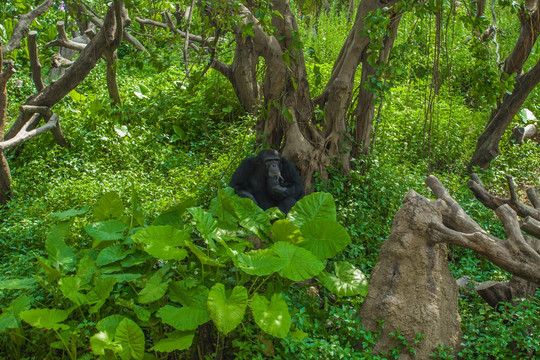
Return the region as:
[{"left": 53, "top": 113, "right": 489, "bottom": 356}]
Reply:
[
  {"left": 458, "top": 295, "right": 540, "bottom": 359},
  {"left": 0, "top": 190, "right": 364, "bottom": 357}
]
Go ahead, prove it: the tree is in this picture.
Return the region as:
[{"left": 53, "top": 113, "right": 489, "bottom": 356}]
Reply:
[
  {"left": 137, "top": 0, "right": 406, "bottom": 189},
  {"left": 0, "top": 0, "right": 128, "bottom": 205},
  {"left": 468, "top": 0, "right": 540, "bottom": 170}
]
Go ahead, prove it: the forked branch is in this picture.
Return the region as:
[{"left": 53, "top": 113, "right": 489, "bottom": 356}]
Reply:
[{"left": 426, "top": 175, "right": 540, "bottom": 285}]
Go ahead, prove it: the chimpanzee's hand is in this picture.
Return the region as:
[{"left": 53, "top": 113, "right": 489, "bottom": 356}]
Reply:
[{"left": 268, "top": 176, "right": 287, "bottom": 196}]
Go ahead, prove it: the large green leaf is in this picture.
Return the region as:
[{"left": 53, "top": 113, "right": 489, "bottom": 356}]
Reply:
[
  {"left": 45, "top": 223, "right": 76, "bottom": 272},
  {"left": 233, "top": 197, "right": 272, "bottom": 240},
  {"left": 49, "top": 206, "right": 89, "bottom": 220},
  {"left": 96, "top": 314, "right": 125, "bottom": 335},
  {"left": 0, "top": 295, "right": 32, "bottom": 331},
  {"left": 209, "top": 188, "right": 238, "bottom": 229},
  {"left": 96, "top": 246, "right": 133, "bottom": 266},
  {"left": 94, "top": 192, "right": 124, "bottom": 221},
  {"left": 188, "top": 207, "right": 218, "bottom": 248},
  {"left": 168, "top": 281, "right": 209, "bottom": 308},
  {"left": 150, "top": 330, "right": 195, "bottom": 352},
  {"left": 271, "top": 219, "right": 305, "bottom": 245},
  {"left": 87, "top": 277, "right": 117, "bottom": 313},
  {"left": 251, "top": 293, "right": 291, "bottom": 339},
  {"left": 157, "top": 304, "right": 209, "bottom": 331},
  {"left": 84, "top": 221, "right": 127, "bottom": 242},
  {"left": 207, "top": 283, "right": 248, "bottom": 334},
  {"left": 20, "top": 308, "right": 69, "bottom": 330},
  {"left": 185, "top": 240, "right": 224, "bottom": 267},
  {"left": 300, "top": 219, "right": 351, "bottom": 260},
  {"left": 90, "top": 330, "right": 116, "bottom": 355},
  {"left": 59, "top": 276, "right": 88, "bottom": 306},
  {"left": 115, "top": 318, "right": 145, "bottom": 360},
  {"left": 131, "top": 225, "right": 189, "bottom": 261},
  {"left": 236, "top": 248, "right": 287, "bottom": 276},
  {"left": 272, "top": 242, "right": 325, "bottom": 281},
  {"left": 287, "top": 192, "right": 336, "bottom": 227},
  {"left": 318, "top": 261, "right": 369, "bottom": 297},
  {"left": 138, "top": 266, "right": 171, "bottom": 304}
]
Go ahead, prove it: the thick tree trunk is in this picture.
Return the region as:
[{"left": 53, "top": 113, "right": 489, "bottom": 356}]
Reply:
[{"left": 468, "top": 2, "right": 540, "bottom": 170}]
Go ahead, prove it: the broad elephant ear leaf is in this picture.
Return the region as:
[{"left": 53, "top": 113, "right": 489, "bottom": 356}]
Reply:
[
  {"left": 318, "top": 261, "right": 369, "bottom": 297},
  {"left": 150, "top": 330, "right": 195, "bottom": 352},
  {"left": 157, "top": 304, "right": 209, "bottom": 331},
  {"left": 271, "top": 219, "right": 305, "bottom": 245},
  {"left": 115, "top": 318, "right": 145, "bottom": 360},
  {"left": 287, "top": 192, "right": 336, "bottom": 227},
  {"left": 20, "top": 308, "right": 69, "bottom": 330},
  {"left": 233, "top": 197, "right": 272, "bottom": 240},
  {"left": 131, "top": 225, "right": 189, "bottom": 261},
  {"left": 300, "top": 219, "right": 351, "bottom": 260},
  {"left": 207, "top": 283, "right": 248, "bottom": 334},
  {"left": 271, "top": 241, "right": 325, "bottom": 281},
  {"left": 236, "top": 248, "right": 287, "bottom": 276},
  {"left": 251, "top": 293, "right": 291, "bottom": 339},
  {"left": 94, "top": 192, "right": 124, "bottom": 221}
]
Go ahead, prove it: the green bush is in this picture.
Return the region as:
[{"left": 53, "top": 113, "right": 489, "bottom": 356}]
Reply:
[{"left": 0, "top": 190, "right": 370, "bottom": 358}]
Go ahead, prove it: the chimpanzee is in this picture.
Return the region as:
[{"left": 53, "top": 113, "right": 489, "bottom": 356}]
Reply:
[{"left": 229, "top": 149, "right": 304, "bottom": 214}]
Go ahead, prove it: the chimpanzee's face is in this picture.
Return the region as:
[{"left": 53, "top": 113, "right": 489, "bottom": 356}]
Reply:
[{"left": 265, "top": 156, "right": 281, "bottom": 178}]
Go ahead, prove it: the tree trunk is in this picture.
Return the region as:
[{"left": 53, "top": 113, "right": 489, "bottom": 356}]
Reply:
[
  {"left": 0, "top": 48, "right": 15, "bottom": 206},
  {"left": 468, "top": 2, "right": 540, "bottom": 170},
  {"left": 352, "top": 10, "right": 401, "bottom": 157},
  {"left": 137, "top": 0, "right": 404, "bottom": 188},
  {"left": 5, "top": 2, "right": 127, "bottom": 141}
]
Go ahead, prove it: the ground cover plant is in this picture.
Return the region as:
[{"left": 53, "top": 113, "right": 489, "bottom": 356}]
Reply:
[{"left": 1, "top": 0, "right": 539, "bottom": 358}]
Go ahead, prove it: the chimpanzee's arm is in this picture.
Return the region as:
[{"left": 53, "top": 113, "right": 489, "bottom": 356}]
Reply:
[
  {"left": 229, "top": 157, "right": 255, "bottom": 194},
  {"left": 279, "top": 158, "right": 305, "bottom": 200}
]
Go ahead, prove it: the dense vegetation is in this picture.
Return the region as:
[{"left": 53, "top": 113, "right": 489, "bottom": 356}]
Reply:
[{"left": 0, "top": 0, "right": 539, "bottom": 358}]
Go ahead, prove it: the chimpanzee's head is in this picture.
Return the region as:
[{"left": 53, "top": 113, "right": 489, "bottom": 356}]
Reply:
[{"left": 256, "top": 149, "right": 282, "bottom": 179}]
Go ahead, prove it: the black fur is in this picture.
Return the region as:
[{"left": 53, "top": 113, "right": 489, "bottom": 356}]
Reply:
[{"left": 229, "top": 149, "right": 304, "bottom": 214}]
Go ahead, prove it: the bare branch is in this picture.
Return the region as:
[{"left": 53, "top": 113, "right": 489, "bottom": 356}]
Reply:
[
  {"left": 469, "top": 173, "right": 540, "bottom": 220},
  {"left": 521, "top": 217, "right": 540, "bottom": 238},
  {"left": 45, "top": 22, "right": 88, "bottom": 51},
  {"left": 135, "top": 15, "right": 214, "bottom": 44},
  {"left": 28, "top": 31, "right": 45, "bottom": 92},
  {"left": 4, "top": 0, "right": 54, "bottom": 54},
  {"left": 426, "top": 175, "right": 540, "bottom": 285},
  {"left": 83, "top": 1, "right": 147, "bottom": 53},
  {"left": 0, "top": 113, "right": 61, "bottom": 150},
  {"left": 51, "top": 54, "right": 74, "bottom": 68},
  {"left": 5, "top": 1, "right": 126, "bottom": 141}
]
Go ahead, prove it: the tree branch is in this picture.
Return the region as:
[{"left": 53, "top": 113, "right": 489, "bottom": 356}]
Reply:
[
  {"left": 4, "top": 0, "right": 54, "bottom": 54},
  {"left": 425, "top": 175, "right": 540, "bottom": 285},
  {"left": 28, "top": 31, "right": 44, "bottom": 92},
  {"left": 468, "top": 173, "right": 540, "bottom": 220}
]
